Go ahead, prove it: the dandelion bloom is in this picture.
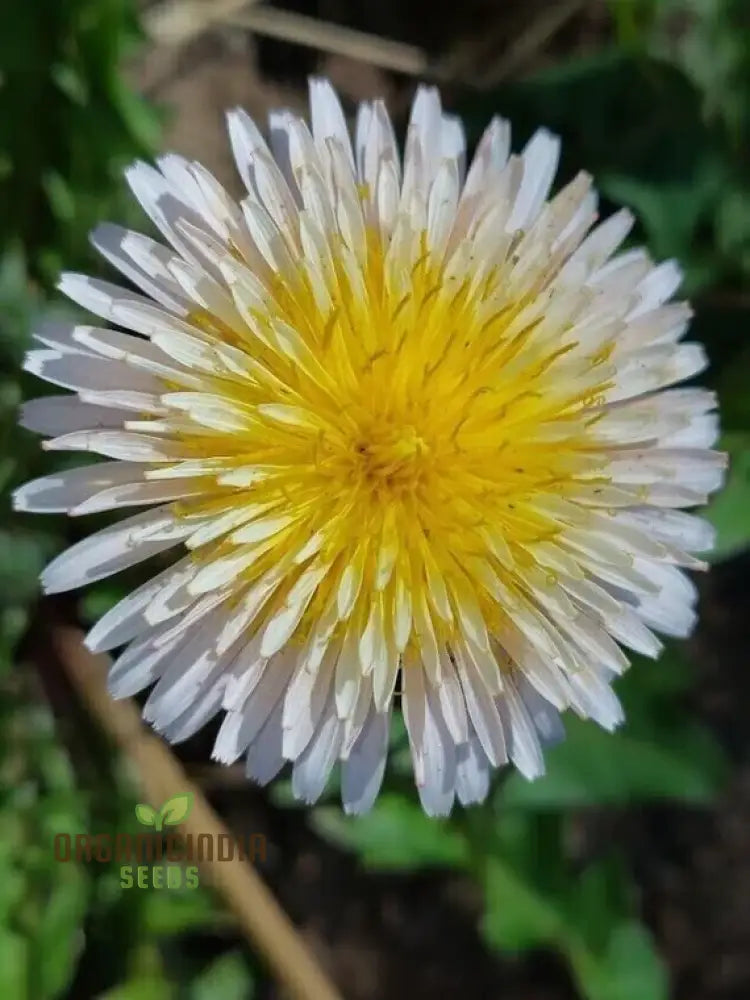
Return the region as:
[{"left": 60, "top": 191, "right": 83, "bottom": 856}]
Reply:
[{"left": 16, "top": 80, "right": 724, "bottom": 814}]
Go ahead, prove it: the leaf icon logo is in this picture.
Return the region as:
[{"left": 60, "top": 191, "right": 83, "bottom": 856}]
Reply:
[
  {"left": 158, "top": 793, "right": 193, "bottom": 829},
  {"left": 135, "top": 802, "right": 156, "bottom": 827},
  {"left": 135, "top": 793, "right": 193, "bottom": 831}
]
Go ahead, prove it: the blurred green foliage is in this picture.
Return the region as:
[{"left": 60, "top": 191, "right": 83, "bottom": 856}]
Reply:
[
  {"left": 1, "top": 0, "right": 749, "bottom": 999},
  {"left": 0, "top": 2, "right": 259, "bottom": 998},
  {"left": 0, "top": 679, "right": 88, "bottom": 1000},
  {"left": 0, "top": 0, "right": 160, "bottom": 284},
  {"left": 0, "top": 670, "right": 260, "bottom": 1000}
]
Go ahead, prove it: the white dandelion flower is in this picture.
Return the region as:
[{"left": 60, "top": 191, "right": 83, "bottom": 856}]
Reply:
[{"left": 16, "top": 79, "right": 725, "bottom": 815}]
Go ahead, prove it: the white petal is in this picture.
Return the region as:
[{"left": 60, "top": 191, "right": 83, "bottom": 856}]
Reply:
[
  {"left": 144, "top": 559, "right": 201, "bottom": 625},
  {"left": 217, "top": 648, "right": 296, "bottom": 763},
  {"left": 498, "top": 680, "right": 545, "bottom": 780},
  {"left": 84, "top": 555, "right": 195, "bottom": 653},
  {"left": 163, "top": 679, "right": 225, "bottom": 744},
  {"left": 57, "top": 272, "right": 145, "bottom": 319},
  {"left": 629, "top": 260, "right": 683, "bottom": 317},
  {"left": 436, "top": 650, "right": 468, "bottom": 744},
  {"left": 107, "top": 620, "right": 186, "bottom": 698},
  {"left": 246, "top": 697, "right": 286, "bottom": 785},
  {"left": 13, "top": 461, "right": 146, "bottom": 513},
  {"left": 427, "top": 158, "right": 459, "bottom": 256},
  {"left": 567, "top": 669, "right": 624, "bottom": 731},
  {"left": 227, "top": 107, "right": 271, "bottom": 194},
  {"left": 615, "top": 507, "right": 715, "bottom": 552},
  {"left": 561, "top": 208, "right": 634, "bottom": 281},
  {"left": 342, "top": 707, "right": 390, "bottom": 815},
  {"left": 90, "top": 222, "right": 188, "bottom": 312},
  {"left": 260, "top": 563, "right": 329, "bottom": 658},
  {"left": 291, "top": 695, "right": 343, "bottom": 804},
  {"left": 282, "top": 641, "right": 337, "bottom": 760},
  {"left": 463, "top": 116, "right": 510, "bottom": 203},
  {"left": 71, "top": 475, "right": 209, "bottom": 516},
  {"left": 41, "top": 507, "right": 190, "bottom": 593},
  {"left": 268, "top": 110, "right": 299, "bottom": 197},
  {"left": 144, "top": 607, "right": 232, "bottom": 730},
  {"left": 124, "top": 161, "right": 213, "bottom": 270},
  {"left": 333, "top": 622, "right": 361, "bottom": 719},
  {"left": 515, "top": 676, "right": 566, "bottom": 747},
  {"left": 309, "top": 77, "right": 354, "bottom": 169},
  {"left": 406, "top": 85, "right": 442, "bottom": 186},
  {"left": 440, "top": 113, "right": 466, "bottom": 179},
  {"left": 401, "top": 660, "right": 427, "bottom": 783},
  {"left": 43, "top": 429, "right": 188, "bottom": 462},
  {"left": 453, "top": 646, "right": 507, "bottom": 766},
  {"left": 19, "top": 396, "right": 128, "bottom": 436},
  {"left": 455, "top": 737, "right": 491, "bottom": 806},
  {"left": 24, "top": 349, "right": 158, "bottom": 394},
  {"left": 507, "top": 128, "right": 560, "bottom": 232},
  {"left": 414, "top": 684, "right": 456, "bottom": 817}
]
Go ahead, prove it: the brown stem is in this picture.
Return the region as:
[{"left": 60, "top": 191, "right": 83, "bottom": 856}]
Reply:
[{"left": 52, "top": 626, "right": 343, "bottom": 1000}]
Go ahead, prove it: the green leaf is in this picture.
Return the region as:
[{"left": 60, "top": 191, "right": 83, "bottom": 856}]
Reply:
[
  {"left": 461, "top": 50, "right": 712, "bottom": 190},
  {"left": 481, "top": 853, "right": 564, "bottom": 951},
  {"left": 142, "top": 885, "right": 224, "bottom": 937},
  {"left": 312, "top": 795, "right": 469, "bottom": 870},
  {"left": 41, "top": 170, "right": 76, "bottom": 222},
  {"left": 0, "top": 929, "right": 27, "bottom": 998},
  {"left": 158, "top": 792, "right": 193, "bottom": 827},
  {"left": 497, "top": 647, "right": 724, "bottom": 811},
  {"left": 99, "top": 976, "right": 175, "bottom": 1000},
  {"left": 109, "top": 80, "right": 163, "bottom": 151},
  {"left": 501, "top": 713, "right": 723, "bottom": 810},
  {"left": 564, "top": 854, "right": 627, "bottom": 951},
  {"left": 600, "top": 164, "right": 725, "bottom": 293},
  {"left": 190, "top": 952, "right": 255, "bottom": 1000},
  {"left": 570, "top": 920, "right": 668, "bottom": 1000},
  {"left": 49, "top": 63, "right": 88, "bottom": 105},
  {"left": 645, "top": 0, "right": 750, "bottom": 145},
  {"left": 480, "top": 830, "right": 669, "bottom": 1000},
  {"left": 0, "top": 864, "right": 26, "bottom": 924},
  {"left": 0, "top": 529, "right": 58, "bottom": 605},
  {"left": 717, "top": 343, "right": 750, "bottom": 431},
  {"left": 703, "top": 433, "right": 750, "bottom": 560},
  {"left": 31, "top": 874, "right": 88, "bottom": 1000},
  {"left": 134, "top": 803, "right": 156, "bottom": 827},
  {"left": 717, "top": 186, "right": 750, "bottom": 265}
]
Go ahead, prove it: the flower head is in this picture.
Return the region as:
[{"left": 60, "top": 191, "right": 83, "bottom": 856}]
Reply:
[{"left": 16, "top": 80, "right": 724, "bottom": 814}]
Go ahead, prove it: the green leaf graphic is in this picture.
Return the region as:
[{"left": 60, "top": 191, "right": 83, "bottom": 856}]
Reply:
[
  {"left": 134, "top": 803, "right": 156, "bottom": 827},
  {"left": 158, "top": 793, "right": 193, "bottom": 829}
]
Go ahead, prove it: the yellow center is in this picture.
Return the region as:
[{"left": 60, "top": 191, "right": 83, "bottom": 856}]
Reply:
[{"left": 171, "top": 224, "right": 614, "bottom": 660}]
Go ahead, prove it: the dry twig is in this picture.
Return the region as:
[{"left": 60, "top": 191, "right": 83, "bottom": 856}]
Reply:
[
  {"left": 144, "top": 0, "right": 435, "bottom": 78},
  {"left": 53, "top": 626, "right": 343, "bottom": 1000},
  {"left": 227, "top": 5, "right": 431, "bottom": 77},
  {"left": 474, "top": 0, "right": 587, "bottom": 86}
]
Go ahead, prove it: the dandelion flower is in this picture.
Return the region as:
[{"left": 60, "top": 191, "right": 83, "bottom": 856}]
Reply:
[{"left": 16, "top": 80, "right": 725, "bottom": 815}]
